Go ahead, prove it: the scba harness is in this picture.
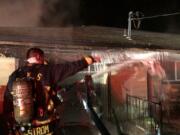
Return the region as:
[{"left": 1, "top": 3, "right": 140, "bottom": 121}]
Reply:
[{"left": 10, "top": 78, "right": 59, "bottom": 135}]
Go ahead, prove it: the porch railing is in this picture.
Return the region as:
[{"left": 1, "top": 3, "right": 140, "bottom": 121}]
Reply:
[{"left": 126, "top": 94, "right": 163, "bottom": 135}]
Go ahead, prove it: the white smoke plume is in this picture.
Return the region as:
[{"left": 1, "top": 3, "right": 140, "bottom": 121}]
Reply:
[{"left": 0, "top": 0, "right": 42, "bottom": 27}]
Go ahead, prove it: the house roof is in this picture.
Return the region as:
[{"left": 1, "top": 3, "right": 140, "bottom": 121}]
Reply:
[{"left": 0, "top": 26, "right": 179, "bottom": 50}]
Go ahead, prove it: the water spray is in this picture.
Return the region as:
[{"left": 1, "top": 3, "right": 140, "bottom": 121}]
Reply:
[{"left": 80, "top": 50, "right": 168, "bottom": 83}]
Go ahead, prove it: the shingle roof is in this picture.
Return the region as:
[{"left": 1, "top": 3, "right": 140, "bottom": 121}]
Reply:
[{"left": 0, "top": 26, "right": 179, "bottom": 50}]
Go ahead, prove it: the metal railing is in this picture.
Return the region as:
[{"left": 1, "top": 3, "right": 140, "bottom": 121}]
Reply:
[{"left": 126, "top": 94, "right": 163, "bottom": 135}]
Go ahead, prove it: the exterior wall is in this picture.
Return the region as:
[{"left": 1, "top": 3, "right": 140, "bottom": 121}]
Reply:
[
  {"left": 0, "top": 57, "right": 18, "bottom": 113},
  {"left": 0, "top": 45, "right": 91, "bottom": 66},
  {"left": 166, "top": 83, "right": 180, "bottom": 115},
  {"left": 110, "top": 64, "right": 148, "bottom": 104}
]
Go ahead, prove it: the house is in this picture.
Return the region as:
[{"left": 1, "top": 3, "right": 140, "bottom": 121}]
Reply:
[{"left": 0, "top": 26, "right": 180, "bottom": 134}]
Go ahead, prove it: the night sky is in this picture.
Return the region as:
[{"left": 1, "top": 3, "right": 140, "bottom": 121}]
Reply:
[
  {"left": 40, "top": 0, "right": 180, "bottom": 33},
  {"left": 0, "top": 0, "right": 180, "bottom": 33},
  {"left": 81, "top": 0, "right": 180, "bottom": 33}
]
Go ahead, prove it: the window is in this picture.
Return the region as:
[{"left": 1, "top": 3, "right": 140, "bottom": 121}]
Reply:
[
  {"left": 162, "top": 61, "right": 180, "bottom": 81},
  {"left": 175, "top": 62, "right": 180, "bottom": 80}
]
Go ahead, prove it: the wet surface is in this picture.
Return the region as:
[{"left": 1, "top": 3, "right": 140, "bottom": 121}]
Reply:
[{"left": 56, "top": 86, "right": 101, "bottom": 135}]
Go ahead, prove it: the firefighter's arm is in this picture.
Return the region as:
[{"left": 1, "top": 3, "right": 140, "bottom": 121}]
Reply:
[{"left": 51, "top": 56, "right": 101, "bottom": 84}]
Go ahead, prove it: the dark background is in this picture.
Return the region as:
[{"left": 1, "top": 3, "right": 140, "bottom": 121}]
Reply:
[
  {"left": 40, "top": 0, "right": 180, "bottom": 33},
  {"left": 0, "top": 0, "right": 180, "bottom": 33}
]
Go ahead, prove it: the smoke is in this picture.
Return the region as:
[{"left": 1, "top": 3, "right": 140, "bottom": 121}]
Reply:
[
  {"left": 0, "top": 0, "right": 82, "bottom": 27},
  {"left": 0, "top": 0, "right": 42, "bottom": 27},
  {"left": 40, "top": 0, "right": 81, "bottom": 27}
]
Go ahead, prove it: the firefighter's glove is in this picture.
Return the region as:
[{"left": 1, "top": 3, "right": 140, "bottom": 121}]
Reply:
[{"left": 84, "top": 56, "right": 101, "bottom": 65}]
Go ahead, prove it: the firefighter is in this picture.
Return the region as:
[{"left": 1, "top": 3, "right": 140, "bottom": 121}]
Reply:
[{"left": 3, "top": 47, "right": 100, "bottom": 134}]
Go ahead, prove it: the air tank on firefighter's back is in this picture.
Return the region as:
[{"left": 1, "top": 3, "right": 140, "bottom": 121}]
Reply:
[{"left": 12, "top": 79, "right": 34, "bottom": 124}]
